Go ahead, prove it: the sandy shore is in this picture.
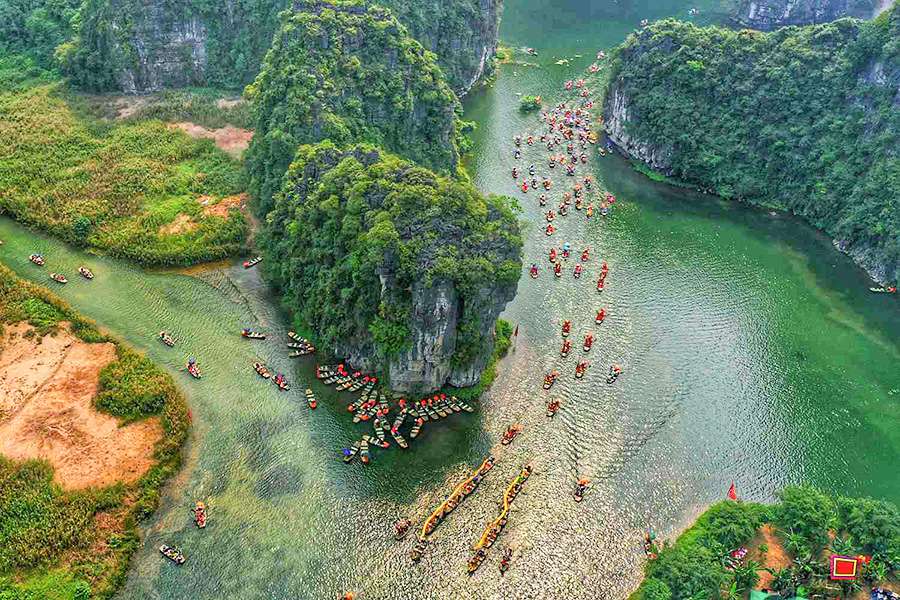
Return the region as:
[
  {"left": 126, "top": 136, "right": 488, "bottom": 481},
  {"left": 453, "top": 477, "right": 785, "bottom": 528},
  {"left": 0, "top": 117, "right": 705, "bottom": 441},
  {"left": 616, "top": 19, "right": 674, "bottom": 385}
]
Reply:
[{"left": 0, "top": 323, "right": 161, "bottom": 490}]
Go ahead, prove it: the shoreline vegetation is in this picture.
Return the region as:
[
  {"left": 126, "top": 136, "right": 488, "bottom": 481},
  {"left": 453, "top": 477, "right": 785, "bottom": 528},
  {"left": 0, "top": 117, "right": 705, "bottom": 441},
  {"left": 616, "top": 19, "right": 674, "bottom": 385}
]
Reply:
[
  {"left": 602, "top": 8, "right": 899, "bottom": 285},
  {"left": 0, "top": 263, "right": 190, "bottom": 599},
  {"left": 631, "top": 486, "right": 899, "bottom": 600},
  {"left": 0, "top": 57, "right": 247, "bottom": 267}
]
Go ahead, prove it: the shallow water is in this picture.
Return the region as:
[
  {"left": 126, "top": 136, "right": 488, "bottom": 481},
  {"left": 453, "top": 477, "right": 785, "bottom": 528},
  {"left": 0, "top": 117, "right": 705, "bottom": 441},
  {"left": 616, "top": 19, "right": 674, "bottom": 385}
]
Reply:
[{"left": 1, "top": 1, "right": 898, "bottom": 598}]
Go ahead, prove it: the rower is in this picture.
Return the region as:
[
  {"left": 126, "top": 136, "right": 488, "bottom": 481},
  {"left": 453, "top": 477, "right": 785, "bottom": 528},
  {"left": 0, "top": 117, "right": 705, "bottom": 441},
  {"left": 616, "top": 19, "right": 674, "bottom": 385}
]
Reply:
[
  {"left": 562, "top": 242, "right": 571, "bottom": 258},
  {"left": 521, "top": 181, "right": 528, "bottom": 193},
  {"left": 514, "top": 135, "right": 522, "bottom": 146},
  {"left": 512, "top": 167, "right": 518, "bottom": 179},
  {"left": 600, "top": 260, "right": 609, "bottom": 275},
  {"left": 546, "top": 223, "right": 555, "bottom": 236},
  {"left": 574, "top": 264, "right": 583, "bottom": 278},
  {"left": 595, "top": 308, "right": 606, "bottom": 324},
  {"left": 561, "top": 340, "right": 571, "bottom": 354},
  {"left": 530, "top": 264, "right": 538, "bottom": 278},
  {"left": 584, "top": 334, "right": 593, "bottom": 351},
  {"left": 527, "top": 135, "right": 534, "bottom": 145},
  {"left": 546, "top": 210, "right": 555, "bottom": 222},
  {"left": 586, "top": 204, "right": 594, "bottom": 218},
  {"left": 554, "top": 262, "right": 562, "bottom": 277},
  {"left": 549, "top": 248, "right": 557, "bottom": 262},
  {"left": 562, "top": 320, "right": 571, "bottom": 336},
  {"left": 529, "top": 164, "right": 536, "bottom": 176},
  {"left": 581, "top": 248, "right": 590, "bottom": 262},
  {"left": 597, "top": 278, "right": 605, "bottom": 292}
]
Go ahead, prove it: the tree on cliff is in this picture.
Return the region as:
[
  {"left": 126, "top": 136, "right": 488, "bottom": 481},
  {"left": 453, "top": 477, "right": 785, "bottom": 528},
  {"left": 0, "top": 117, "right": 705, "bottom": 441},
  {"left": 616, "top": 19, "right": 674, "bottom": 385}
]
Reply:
[
  {"left": 605, "top": 7, "right": 899, "bottom": 283},
  {"left": 245, "top": 0, "right": 462, "bottom": 218},
  {"left": 259, "top": 141, "right": 521, "bottom": 391}
]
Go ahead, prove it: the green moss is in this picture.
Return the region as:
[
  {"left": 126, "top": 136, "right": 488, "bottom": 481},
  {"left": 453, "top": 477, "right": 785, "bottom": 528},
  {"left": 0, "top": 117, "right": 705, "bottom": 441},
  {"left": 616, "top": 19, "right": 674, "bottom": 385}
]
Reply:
[{"left": 606, "top": 8, "right": 900, "bottom": 282}]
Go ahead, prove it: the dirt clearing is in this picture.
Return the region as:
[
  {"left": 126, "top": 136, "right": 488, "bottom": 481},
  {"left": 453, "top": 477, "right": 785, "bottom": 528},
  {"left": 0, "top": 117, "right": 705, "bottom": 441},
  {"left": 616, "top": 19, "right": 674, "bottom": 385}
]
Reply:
[
  {"left": 0, "top": 323, "right": 162, "bottom": 490},
  {"left": 170, "top": 122, "right": 254, "bottom": 158}
]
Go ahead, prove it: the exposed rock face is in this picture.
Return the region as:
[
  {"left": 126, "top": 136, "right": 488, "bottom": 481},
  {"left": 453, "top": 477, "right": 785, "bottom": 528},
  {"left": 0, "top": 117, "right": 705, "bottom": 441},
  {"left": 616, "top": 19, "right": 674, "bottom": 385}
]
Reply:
[
  {"left": 604, "top": 84, "right": 674, "bottom": 174},
  {"left": 733, "top": 0, "right": 878, "bottom": 29},
  {"left": 261, "top": 143, "right": 522, "bottom": 394},
  {"left": 67, "top": 0, "right": 502, "bottom": 95},
  {"left": 380, "top": 0, "right": 504, "bottom": 94}
]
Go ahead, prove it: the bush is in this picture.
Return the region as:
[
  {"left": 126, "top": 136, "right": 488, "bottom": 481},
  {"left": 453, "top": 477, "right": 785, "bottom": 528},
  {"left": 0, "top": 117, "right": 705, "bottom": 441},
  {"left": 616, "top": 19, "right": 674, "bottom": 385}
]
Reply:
[
  {"left": 519, "top": 95, "right": 542, "bottom": 112},
  {"left": 776, "top": 485, "right": 837, "bottom": 550},
  {"left": 639, "top": 578, "right": 672, "bottom": 600}
]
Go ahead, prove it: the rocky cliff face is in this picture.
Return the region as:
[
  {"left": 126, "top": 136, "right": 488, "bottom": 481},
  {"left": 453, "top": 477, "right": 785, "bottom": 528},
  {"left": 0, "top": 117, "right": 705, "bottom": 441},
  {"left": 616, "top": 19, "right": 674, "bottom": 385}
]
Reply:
[
  {"left": 733, "top": 0, "right": 878, "bottom": 29},
  {"left": 261, "top": 143, "right": 521, "bottom": 394},
  {"left": 66, "top": 0, "right": 502, "bottom": 95},
  {"left": 604, "top": 83, "right": 674, "bottom": 174},
  {"left": 380, "top": 0, "right": 503, "bottom": 94}
]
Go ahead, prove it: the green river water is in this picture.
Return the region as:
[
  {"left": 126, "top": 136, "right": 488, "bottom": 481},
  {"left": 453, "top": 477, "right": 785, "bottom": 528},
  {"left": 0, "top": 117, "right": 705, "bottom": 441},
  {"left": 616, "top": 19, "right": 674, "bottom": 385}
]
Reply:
[{"left": 1, "top": 1, "right": 898, "bottom": 598}]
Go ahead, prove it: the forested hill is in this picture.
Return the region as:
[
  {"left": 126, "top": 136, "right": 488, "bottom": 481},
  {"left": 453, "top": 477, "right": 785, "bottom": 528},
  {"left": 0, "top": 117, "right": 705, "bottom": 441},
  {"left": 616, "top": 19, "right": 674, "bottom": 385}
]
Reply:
[
  {"left": 43, "top": 0, "right": 500, "bottom": 94},
  {"left": 604, "top": 6, "right": 899, "bottom": 284},
  {"left": 245, "top": 0, "right": 462, "bottom": 217}
]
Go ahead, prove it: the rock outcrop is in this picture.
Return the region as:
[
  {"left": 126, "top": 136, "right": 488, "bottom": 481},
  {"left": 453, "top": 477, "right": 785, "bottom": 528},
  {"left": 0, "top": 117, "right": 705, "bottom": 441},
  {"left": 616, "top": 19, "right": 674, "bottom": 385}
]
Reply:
[
  {"left": 64, "top": 0, "right": 502, "bottom": 95},
  {"left": 245, "top": 0, "right": 462, "bottom": 215},
  {"left": 732, "top": 0, "right": 881, "bottom": 29},
  {"left": 261, "top": 143, "right": 522, "bottom": 393},
  {"left": 379, "top": 0, "right": 503, "bottom": 94},
  {"left": 603, "top": 10, "right": 900, "bottom": 284}
]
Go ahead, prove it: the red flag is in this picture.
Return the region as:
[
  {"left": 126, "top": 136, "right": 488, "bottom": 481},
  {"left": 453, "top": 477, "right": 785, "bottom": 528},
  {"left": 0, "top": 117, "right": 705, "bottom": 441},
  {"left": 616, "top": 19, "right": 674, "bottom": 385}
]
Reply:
[
  {"left": 514, "top": 324, "right": 519, "bottom": 337},
  {"left": 727, "top": 482, "right": 738, "bottom": 501}
]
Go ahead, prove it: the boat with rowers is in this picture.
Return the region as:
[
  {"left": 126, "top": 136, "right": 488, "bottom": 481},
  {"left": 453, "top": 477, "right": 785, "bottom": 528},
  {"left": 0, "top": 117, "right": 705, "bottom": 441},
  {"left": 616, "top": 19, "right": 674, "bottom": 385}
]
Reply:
[
  {"left": 29, "top": 253, "right": 44, "bottom": 266},
  {"left": 595, "top": 308, "right": 606, "bottom": 324},
  {"left": 560, "top": 339, "right": 571, "bottom": 357},
  {"left": 499, "top": 547, "right": 513, "bottom": 575},
  {"left": 575, "top": 361, "right": 589, "bottom": 379},
  {"left": 583, "top": 334, "right": 593, "bottom": 353},
  {"left": 193, "top": 501, "right": 207, "bottom": 528},
  {"left": 253, "top": 362, "right": 272, "bottom": 379},
  {"left": 606, "top": 364, "right": 623, "bottom": 384},
  {"left": 305, "top": 388, "right": 317, "bottom": 409},
  {"left": 159, "top": 331, "right": 176, "bottom": 347},
  {"left": 870, "top": 286, "right": 897, "bottom": 293},
  {"left": 342, "top": 440, "right": 361, "bottom": 463},
  {"left": 467, "top": 465, "right": 533, "bottom": 574},
  {"left": 159, "top": 545, "right": 186, "bottom": 564},
  {"left": 543, "top": 370, "right": 560, "bottom": 389},
  {"left": 241, "top": 328, "right": 266, "bottom": 340},
  {"left": 393, "top": 518, "right": 412, "bottom": 541},
  {"left": 273, "top": 373, "right": 289, "bottom": 391},
  {"left": 561, "top": 320, "right": 571, "bottom": 337},
  {"left": 186, "top": 358, "right": 201, "bottom": 379},
  {"left": 501, "top": 424, "right": 522, "bottom": 446},
  {"left": 49, "top": 272, "right": 67, "bottom": 284},
  {"left": 546, "top": 400, "right": 560, "bottom": 417},
  {"left": 78, "top": 266, "right": 94, "bottom": 279},
  {"left": 574, "top": 478, "right": 591, "bottom": 502},
  {"left": 242, "top": 256, "right": 262, "bottom": 269}
]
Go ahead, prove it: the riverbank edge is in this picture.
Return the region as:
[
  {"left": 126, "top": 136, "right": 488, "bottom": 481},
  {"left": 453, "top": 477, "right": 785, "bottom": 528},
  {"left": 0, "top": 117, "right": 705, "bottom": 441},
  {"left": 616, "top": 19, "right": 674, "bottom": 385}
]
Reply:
[
  {"left": 613, "top": 155, "right": 895, "bottom": 286},
  {"left": 0, "top": 261, "right": 191, "bottom": 599}
]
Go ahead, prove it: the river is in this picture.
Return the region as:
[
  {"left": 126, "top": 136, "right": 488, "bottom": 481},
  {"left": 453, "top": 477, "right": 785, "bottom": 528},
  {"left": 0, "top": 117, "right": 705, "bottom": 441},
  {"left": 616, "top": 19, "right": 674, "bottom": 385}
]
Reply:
[{"left": 1, "top": 1, "right": 898, "bottom": 598}]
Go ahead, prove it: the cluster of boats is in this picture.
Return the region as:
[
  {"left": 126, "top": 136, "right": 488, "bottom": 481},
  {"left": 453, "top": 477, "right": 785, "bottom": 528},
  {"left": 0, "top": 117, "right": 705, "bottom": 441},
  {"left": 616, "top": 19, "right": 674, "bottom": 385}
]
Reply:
[
  {"left": 27, "top": 253, "right": 94, "bottom": 282},
  {"left": 467, "top": 465, "right": 533, "bottom": 574},
  {"left": 159, "top": 500, "right": 209, "bottom": 565},
  {"left": 287, "top": 331, "right": 315, "bottom": 356},
  {"left": 410, "top": 456, "right": 496, "bottom": 562}
]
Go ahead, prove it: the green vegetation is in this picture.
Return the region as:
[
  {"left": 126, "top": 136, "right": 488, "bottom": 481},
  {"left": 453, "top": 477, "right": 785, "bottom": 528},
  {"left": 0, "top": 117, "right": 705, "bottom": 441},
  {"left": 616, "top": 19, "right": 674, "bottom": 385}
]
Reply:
[
  {"left": 245, "top": 0, "right": 462, "bottom": 217},
  {"left": 0, "top": 263, "right": 190, "bottom": 599},
  {"left": 451, "top": 318, "right": 514, "bottom": 401},
  {"left": 376, "top": 0, "right": 500, "bottom": 92},
  {"left": 60, "top": 0, "right": 290, "bottom": 92},
  {"left": 632, "top": 486, "right": 900, "bottom": 600},
  {"left": 0, "top": 0, "right": 80, "bottom": 69},
  {"left": 0, "top": 82, "right": 246, "bottom": 265},
  {"left": 606, "top": 7, "right": 900, "bottom": 282},
  {"left": 110, "top": 89, "right": 253, "bottom": 131},
  {"left": 260, "top": 141, "right": 521, "bottom": 377},
  {"left": 519, "top": 95, "right": 542, "bottom": 112}
]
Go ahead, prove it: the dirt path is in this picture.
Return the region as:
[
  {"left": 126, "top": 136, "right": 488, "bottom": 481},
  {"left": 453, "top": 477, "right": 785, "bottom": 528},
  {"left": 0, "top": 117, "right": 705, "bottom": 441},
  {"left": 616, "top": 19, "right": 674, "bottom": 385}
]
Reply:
[{"left": 0, "top": 323, "right": 162, "bottom": 490}]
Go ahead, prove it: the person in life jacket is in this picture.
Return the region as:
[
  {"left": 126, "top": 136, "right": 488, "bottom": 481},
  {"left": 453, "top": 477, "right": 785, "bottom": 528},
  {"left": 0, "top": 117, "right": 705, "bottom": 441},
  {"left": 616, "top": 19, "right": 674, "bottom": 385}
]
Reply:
[
  {"left": 543, "top": 179, "right": 552, "bottom": 190},
  {"left": 549, "top": 248, "right": 557, "bottom": 262},
  {"left": 562, "top": 242, "right": 571, "bottom": 258},
  {"left": 527, "top": 135, "right": 534, "bottom": 145},
  {"left": 574, "top": 264, "right": 583, "bottom": 278},
  {"left": 597, "top": 278, "right": 605, "bottom": 291},
  {"left": 562, "top": 320, "right": 571, "bottom": 336},
  {"left": 554, "top": 262, "right": 562, "bottom": 277},
  {"left": 581, "top": 248, "right": 590, "bottom": 262},
  {"left": 561, "top": 340, "right": 571, "bottom": 355},
  {"left": 530, "top": 264, "right": 538, "bottom": 278},
  {"left": 586, "top": 204, "right": 594, "bottom": 218},
  {"left": 546, "top": 210, "right": 555, "bottom": 222},
  {"left": 596, "top": 308, "right": 606, "bottom": 324},
  {"left": 522, "top": 181, "right": 528, "bottom": 193},
  {"left": 584, "top": 334, "right": 593, "bottom": 350},
  {"left": 546, "top": 223, "right": 555, "bottom": 236}
]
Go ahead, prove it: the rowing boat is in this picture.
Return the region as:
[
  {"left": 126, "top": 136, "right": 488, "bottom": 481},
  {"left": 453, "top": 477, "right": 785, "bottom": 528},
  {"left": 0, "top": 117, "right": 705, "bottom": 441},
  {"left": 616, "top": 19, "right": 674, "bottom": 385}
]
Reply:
[
  {"left": 343, "top": 441, "right": 360, "bottom": 463},
  {"left": 160, "top": 545, "right": 186, "bottom": 564},
  {"left": 242, "top": 256, "right": 262, "bottom": 269},
  {"left": 305, "top": 389, "right": 317, "bottom": 409},
  {"left": 253, "top": 362, "right": 272, "bottom": 379}
]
